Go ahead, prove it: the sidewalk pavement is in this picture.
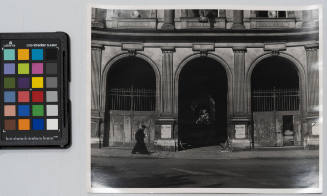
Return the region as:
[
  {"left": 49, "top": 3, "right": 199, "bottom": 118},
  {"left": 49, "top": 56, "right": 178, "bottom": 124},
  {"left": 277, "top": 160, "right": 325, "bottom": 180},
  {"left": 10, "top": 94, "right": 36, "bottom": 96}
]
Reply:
[{"left": 91, "top": 146, "right": 319, "bottom": 160}]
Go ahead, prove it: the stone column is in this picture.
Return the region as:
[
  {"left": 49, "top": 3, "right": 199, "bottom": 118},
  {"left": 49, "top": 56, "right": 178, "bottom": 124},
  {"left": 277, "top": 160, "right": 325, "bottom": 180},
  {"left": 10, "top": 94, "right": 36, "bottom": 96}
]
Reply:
[
  {"left": 162, "top": 10, "right": 175, "bottom": 30},
  {"left": 305, "top": 43, "right": 319, "bottom": 113},
  {"left": 233, "top": 47, "right": 247, "bottom": 115},
  {"left": 91, "top": 43, "right": 105, "bottom": 146},
  {"left": 154, "top": 47, "right": 176, "bottom": 151},
  {"left": 231, "top": 47, "right": 251, "bottom": 149},
  {"left": 232, "top": 10, "right": 245, "bottom": 29},
  {"left": 304, "top": 43, "right": 319, "bottom": 147},
  {"left": 161, "top": 47, "right": 175, "bottom": 114}
]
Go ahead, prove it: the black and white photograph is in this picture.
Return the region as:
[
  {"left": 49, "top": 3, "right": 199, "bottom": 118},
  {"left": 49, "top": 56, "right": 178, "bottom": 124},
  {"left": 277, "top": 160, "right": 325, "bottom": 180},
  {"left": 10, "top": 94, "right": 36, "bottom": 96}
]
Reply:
[{"left": 90, "top": 7, "right": 321, "bottom": 193}]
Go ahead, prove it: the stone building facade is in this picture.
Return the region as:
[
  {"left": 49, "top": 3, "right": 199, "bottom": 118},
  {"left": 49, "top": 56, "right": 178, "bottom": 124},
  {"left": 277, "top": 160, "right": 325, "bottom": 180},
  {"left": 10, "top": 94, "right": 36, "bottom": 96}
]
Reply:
[{"left": 91, "top": 9, "right": 320, "bottom": 151}]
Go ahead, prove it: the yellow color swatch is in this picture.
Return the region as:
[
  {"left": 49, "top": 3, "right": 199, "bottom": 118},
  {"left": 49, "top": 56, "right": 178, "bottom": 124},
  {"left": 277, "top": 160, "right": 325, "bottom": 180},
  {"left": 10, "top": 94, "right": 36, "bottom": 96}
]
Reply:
[
  {"left": 18, "top": 49, "right": 29, "bottom": 60},
  {"left": 32, "top": 77, "right": 44, "bottom": 88},
  {"left": 18, "top": 119, "right": 30, "bottom": 130}
]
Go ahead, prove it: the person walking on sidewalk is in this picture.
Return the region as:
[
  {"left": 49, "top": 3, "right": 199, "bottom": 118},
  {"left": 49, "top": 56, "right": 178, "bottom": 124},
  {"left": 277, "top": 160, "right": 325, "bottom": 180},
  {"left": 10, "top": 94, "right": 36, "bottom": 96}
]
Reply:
[{"left": 132, "top": 125, "right": 150, "bottom": 154}]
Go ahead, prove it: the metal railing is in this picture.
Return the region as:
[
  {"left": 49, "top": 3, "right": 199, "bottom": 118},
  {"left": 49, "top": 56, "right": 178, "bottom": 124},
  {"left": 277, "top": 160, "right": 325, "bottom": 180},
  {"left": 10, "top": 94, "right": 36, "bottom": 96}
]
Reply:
[
  {"left": 252, "top": 88, "right": 299, "bottom": 112},
  {"left": 109, "top": 88, "right": 156, "bottom": 111}
]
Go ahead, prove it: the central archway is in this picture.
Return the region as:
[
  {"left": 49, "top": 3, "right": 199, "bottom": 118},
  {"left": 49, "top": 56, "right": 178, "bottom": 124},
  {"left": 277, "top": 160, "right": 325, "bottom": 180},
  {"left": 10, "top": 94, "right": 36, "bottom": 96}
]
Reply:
[{"left": 178, "top": 56, "right": 228, "bottom": 147}]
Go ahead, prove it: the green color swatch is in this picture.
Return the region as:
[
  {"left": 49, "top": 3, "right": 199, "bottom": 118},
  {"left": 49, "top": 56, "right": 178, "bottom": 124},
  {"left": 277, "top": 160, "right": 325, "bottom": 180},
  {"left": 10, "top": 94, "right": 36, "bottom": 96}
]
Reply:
[
  {"left": 18, "top": 63, "right": 29, "bottom": 74},
  {"left": 32, "top": 105, "right": 44, "bottom": 116},
  {"left": 4, "top": 77, "right": 15, "bottom": 88}
]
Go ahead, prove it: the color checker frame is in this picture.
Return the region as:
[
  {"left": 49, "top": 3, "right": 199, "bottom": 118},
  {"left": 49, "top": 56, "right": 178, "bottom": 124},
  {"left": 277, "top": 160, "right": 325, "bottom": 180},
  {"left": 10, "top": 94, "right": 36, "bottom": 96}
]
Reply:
[{"left": 0, "top": 32, "right": 70, "bottom": 148}]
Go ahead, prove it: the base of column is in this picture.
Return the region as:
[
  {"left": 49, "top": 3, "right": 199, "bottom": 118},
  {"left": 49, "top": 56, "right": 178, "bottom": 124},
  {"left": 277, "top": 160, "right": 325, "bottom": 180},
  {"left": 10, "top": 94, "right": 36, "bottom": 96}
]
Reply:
[
  {"left": 154, "top": 117, "right": 177, "bottom": 151},
  {"left": 153, "top": 139, "right": 178, "bottom": 151},
  {"left": 91, "top": 110, "right": 105, "bottom": 147},
  {"left": 304, "top": 136, "right": 319, "bottom": 149},
  {"left": 230, "top": 115, "right": 252, "bottom": 150},
  {"left": 231, "top": 139, "right": 251, "bottom": 150},
  {"left": 304, "top": 115, "right": 320, "bottom": 149}
]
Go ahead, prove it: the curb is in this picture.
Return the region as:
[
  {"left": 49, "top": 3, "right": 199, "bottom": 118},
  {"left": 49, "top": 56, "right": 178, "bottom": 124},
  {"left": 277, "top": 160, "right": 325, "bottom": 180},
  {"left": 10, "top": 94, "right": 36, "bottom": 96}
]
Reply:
[{"left": 91, "top": 150, "right": 319, "bottom": 160}]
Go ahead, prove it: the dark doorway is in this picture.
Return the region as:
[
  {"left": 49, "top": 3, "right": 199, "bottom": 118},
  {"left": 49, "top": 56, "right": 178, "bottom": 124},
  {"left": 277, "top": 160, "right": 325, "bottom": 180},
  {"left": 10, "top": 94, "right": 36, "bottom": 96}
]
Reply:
[
  {"left": 251, "top": 56, "right": 300, "bottom": 147},
  {"left": 178, "top": 57, "right": 228, "bottom": 148},
  {"left": 103, "top": 57, "right": 156, "bottom": 147},
  {"left": 283, "top": 115, "right": 294, "bottom": 146}
]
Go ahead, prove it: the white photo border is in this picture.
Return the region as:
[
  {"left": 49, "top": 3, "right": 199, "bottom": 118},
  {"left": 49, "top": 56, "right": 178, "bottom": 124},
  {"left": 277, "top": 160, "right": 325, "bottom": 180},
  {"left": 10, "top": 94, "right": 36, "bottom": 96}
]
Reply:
[{"left": 86, "top": 3, "right": 323, "bottom": 194}]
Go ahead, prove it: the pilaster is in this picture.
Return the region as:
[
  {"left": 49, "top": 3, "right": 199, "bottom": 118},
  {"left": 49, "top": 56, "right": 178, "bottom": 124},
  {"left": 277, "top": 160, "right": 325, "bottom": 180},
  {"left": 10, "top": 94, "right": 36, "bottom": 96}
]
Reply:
[
  {"left": 305, "top": 43, "right": 319, "bottom": 115},
  {"left": 233, "top": 46, "right": 247, "bottom": 116},
  {"left": 154, "top": 47, "right": 177, "bottom": 151},
  {"left": 161, "top": 47, "right": 175, "bottom": 115},
  {"left": 91, "top": 43, "right": 105, "bottom": 145},
  {"left": 91, "top": 43, "right": 104, "bottom": 115},
  {"left": 304, "top": 43, "right": 319, "bottom": 148},
  {"left": 231, "top": 46, "right": 251, "bottom": 149}
]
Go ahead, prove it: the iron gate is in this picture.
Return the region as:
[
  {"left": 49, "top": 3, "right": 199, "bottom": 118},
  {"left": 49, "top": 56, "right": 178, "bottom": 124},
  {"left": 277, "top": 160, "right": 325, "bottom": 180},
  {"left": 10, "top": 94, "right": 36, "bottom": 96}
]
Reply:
[
  {"left": 109, "top": 88, "right": 156, "bottom": 111},
  {"left": 252, "top": 88, "right": 299, "bottom": 112}
]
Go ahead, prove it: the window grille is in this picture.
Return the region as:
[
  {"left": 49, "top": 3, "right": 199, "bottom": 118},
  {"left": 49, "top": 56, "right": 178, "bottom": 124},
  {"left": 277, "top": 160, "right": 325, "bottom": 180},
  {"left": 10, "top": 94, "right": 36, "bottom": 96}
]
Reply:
[
  {"left": 109, "top": 88, "right": 156, "bottom": 111},
  {"left": 252, "top": 89, "right": 299, "bottom": 112}
]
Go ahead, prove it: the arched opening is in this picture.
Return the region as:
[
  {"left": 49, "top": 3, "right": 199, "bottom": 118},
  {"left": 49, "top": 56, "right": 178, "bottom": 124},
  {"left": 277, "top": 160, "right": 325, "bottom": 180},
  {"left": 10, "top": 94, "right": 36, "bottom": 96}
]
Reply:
[
  {"left": 178, "top": 57, "right": 228, "bottom": 148},
  {"left": 251, "top": 56, "right": 301, "bottom": 147},
  {"left": 104, "top": 56, "right": 156, "bottom": 147}
]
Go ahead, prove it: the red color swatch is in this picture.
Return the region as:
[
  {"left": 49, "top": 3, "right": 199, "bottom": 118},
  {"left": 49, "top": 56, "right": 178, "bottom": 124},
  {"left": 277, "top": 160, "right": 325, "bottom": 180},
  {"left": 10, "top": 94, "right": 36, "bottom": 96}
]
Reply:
[
  {"left": 18, "top": 91, "right": 30, "bottom": 102},
  {"left": 32, "top": 91, "right": 44, "bottom": 102}
]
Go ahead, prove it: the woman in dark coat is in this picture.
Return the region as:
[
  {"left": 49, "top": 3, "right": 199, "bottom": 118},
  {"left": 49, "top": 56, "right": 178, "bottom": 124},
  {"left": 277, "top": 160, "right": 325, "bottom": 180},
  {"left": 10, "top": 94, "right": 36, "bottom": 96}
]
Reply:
[{"left": 132, "top": 125, "right": 150, "bottom": 154}]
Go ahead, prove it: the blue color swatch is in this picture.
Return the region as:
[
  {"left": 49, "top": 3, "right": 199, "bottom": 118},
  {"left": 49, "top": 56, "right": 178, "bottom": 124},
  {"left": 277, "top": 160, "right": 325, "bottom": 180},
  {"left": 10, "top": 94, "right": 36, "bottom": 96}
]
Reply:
[
  {"left": 32, "top": 119, "right": 44, "bottom": 130},
  {"left": 18, "top": 105, "right": 30, "bottom": 116},
  {"left": 32, "top": 49, "right": 43, "bottom": 60},
  {"left": 4, "top": 63, "right": 15, "bottom": 74},
  {"left": 3, "top": 49, "right": 15, "bottom": 60},
  {"left": 4, "top": 91, "right": 16, "bottom": 102}
]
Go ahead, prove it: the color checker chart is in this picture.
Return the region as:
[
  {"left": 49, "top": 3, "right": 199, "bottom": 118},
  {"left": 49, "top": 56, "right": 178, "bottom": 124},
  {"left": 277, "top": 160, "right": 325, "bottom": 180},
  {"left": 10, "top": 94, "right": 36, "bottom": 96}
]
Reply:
[{"left": 0, "top": 32, "right": 70, "bottom": 148}]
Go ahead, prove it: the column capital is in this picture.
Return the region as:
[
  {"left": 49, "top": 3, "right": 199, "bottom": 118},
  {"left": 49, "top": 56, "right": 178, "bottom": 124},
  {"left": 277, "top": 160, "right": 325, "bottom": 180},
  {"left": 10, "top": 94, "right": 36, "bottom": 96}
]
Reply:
[
  {"left": 232, "top": 46, "right": 247, "bottom": 53},
  {"left": 161, "top": 47, "right": 176, "bottom": 53},
  {"left": 305, "top": 43, "right": 319, "bottom": 51},
  {"left": 91, "top": 43, "right": 105, "bottom": 50}
]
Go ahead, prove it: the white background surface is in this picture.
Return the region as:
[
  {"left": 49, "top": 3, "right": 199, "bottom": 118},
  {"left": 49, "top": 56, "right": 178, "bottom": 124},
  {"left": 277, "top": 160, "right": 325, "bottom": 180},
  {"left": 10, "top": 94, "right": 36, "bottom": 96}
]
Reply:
[{"left": 0, "top": 0, "right": 326, "bottom": 195}]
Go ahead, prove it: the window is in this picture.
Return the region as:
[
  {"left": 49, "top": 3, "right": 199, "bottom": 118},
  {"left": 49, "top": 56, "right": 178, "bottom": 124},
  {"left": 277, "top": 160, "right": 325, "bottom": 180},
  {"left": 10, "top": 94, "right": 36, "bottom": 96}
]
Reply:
[{"left": 256, "top": 11, "right": 287, "bottom": 18}]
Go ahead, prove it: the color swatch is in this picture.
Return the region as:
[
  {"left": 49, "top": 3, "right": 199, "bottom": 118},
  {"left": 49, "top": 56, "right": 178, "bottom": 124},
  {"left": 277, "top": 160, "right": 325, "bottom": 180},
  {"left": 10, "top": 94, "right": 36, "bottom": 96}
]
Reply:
[
  {"left": 2, "top": 47, "right": 58, "bottom": 131},
  {"left": 0, "top": 32, "right": 70, "bottom": 147}
]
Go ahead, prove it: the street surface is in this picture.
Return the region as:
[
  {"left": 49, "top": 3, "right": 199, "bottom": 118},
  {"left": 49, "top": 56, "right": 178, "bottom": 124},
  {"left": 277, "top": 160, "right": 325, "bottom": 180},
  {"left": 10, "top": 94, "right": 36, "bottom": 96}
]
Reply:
[{"left": 91, "top": 156, "right": 319, "bottom": 188}]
